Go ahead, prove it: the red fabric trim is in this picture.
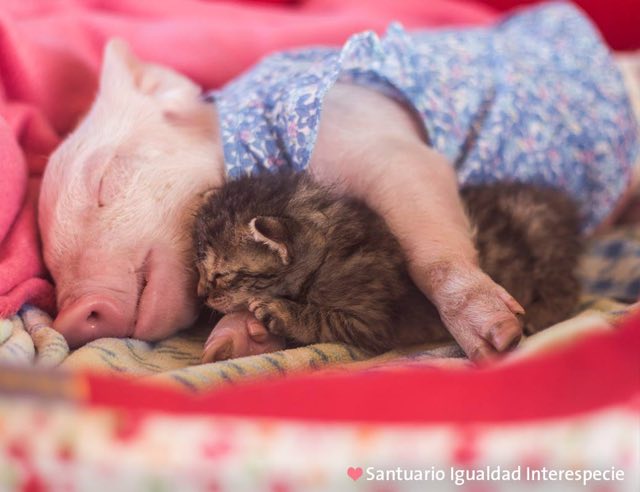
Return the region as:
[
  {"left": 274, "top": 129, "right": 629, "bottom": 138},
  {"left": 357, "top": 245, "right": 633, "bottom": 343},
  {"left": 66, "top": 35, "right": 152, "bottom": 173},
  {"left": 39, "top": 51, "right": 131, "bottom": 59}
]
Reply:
[{"left": 87, "top": 311, "right": 640, "bottom": 423}]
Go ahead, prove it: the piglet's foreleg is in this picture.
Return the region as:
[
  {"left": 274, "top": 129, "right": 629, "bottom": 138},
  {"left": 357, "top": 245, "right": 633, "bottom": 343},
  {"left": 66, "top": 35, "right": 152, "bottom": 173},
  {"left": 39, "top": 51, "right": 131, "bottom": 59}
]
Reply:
[{"left": 310, "top": 84, "right": 524, "bottom": 361}]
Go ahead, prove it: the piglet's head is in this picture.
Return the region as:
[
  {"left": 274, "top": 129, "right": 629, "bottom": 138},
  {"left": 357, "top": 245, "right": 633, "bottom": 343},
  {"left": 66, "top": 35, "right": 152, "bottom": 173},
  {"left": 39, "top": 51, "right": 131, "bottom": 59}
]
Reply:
[{"left": 39, "top": 40, "right": 224, "bottom": 347}]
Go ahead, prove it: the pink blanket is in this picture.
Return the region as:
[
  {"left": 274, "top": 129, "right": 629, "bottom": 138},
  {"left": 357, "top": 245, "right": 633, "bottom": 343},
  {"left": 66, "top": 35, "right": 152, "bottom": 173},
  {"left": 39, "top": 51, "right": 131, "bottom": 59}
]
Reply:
[{"left": 0, "top": 0, "right": 500, "bottom": 318}]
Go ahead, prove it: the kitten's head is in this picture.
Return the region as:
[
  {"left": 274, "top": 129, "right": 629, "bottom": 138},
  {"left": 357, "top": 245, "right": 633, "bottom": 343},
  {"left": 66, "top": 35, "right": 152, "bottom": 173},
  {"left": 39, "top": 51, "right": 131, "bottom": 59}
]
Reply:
[{"left": 193, "top": 206, "right": 297, "bottom": 313}]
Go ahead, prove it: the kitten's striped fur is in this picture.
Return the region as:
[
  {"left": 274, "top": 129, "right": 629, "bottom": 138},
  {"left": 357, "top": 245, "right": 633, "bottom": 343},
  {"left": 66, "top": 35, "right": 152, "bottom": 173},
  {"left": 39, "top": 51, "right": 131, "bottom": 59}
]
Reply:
[{"left": 193, "top": 172, "right": 581, "bottom": 353}]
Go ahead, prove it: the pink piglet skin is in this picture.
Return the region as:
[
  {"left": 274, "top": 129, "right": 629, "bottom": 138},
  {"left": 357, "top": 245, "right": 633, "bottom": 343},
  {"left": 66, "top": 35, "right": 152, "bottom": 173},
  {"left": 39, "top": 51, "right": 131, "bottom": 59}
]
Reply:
[{"left": 202, "top": 311, "right": 286, "bottom": 363}]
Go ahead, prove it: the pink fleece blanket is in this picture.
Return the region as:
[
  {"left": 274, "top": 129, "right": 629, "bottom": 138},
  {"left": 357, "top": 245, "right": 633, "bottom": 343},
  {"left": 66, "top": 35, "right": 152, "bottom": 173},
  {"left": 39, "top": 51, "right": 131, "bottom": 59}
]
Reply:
[{"left": 0, "top": 0, "right": 503, "bottom": 318}]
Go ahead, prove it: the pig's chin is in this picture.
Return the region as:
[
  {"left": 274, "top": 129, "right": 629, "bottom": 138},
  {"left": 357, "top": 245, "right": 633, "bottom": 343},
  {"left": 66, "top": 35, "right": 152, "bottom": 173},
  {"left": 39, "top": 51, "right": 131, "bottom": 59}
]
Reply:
[{"left": 130, "top": 247, "right": 199, "bottom": 341}]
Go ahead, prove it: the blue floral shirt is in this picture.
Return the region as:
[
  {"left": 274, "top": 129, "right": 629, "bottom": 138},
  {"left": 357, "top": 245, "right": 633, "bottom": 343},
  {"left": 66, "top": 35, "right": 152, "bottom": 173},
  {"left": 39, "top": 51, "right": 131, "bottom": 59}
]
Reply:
[{"left": 208, "top": 2, "right": 639, "bottom": 232}]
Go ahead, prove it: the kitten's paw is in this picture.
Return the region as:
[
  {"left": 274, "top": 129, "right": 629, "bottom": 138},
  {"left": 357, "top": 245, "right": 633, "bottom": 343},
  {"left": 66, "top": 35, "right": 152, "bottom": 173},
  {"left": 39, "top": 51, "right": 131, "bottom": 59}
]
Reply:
[
  {"left": 248, "top": 298, "right": 286, "bottom": 335},
  {"left": 435, "top": 268, "right": 524, "bottom": 362}
]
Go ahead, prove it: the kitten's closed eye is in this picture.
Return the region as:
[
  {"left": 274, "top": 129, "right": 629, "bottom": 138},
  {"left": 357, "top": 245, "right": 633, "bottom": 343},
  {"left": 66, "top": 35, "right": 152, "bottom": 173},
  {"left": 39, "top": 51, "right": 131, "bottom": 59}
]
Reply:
[{"left": 208, "top": 271, "right": 236, "bottom": 290}]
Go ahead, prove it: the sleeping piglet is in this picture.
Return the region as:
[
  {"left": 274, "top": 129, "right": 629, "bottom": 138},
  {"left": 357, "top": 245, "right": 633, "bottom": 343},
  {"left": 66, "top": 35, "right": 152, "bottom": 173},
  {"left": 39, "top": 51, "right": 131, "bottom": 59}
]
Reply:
[
  {"left": 38, "top": 42, "right": 222, "bottom": 347},
  {"left": 39, "top": 40, "right": 537, "bottom": 361}
]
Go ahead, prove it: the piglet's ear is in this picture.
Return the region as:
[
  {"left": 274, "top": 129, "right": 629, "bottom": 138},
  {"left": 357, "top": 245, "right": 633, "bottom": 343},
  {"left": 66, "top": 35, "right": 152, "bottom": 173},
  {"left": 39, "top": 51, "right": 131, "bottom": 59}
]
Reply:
[
  {"left": 249, "top": 216, "right": 292, "bottom": 265},
  {"left": 100, "top": 39, "right": 201, "bottom": 108},
  {"left": 100, "top": 39, "right": 141, "bottom": 93}
]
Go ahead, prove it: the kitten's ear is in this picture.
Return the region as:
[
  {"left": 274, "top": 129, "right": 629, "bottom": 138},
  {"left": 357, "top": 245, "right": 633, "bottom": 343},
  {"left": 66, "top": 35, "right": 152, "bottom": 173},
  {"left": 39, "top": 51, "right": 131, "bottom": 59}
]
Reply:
[{"left": 249, "top": 216, "right": 291, "bottom": 265}]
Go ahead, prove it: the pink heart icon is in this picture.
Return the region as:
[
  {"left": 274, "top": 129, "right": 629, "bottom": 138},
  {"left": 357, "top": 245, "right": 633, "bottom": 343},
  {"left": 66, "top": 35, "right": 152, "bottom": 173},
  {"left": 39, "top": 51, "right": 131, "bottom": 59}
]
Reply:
[{"left": 347, "top": 467, "right": 363, "bottom": 481}]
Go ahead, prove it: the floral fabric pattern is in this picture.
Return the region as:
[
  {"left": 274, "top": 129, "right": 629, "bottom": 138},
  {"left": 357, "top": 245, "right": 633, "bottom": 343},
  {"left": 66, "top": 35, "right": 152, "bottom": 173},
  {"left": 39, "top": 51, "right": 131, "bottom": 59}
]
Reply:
[{"left": 210, "top": 2, "right": 639, "bottom": 233}]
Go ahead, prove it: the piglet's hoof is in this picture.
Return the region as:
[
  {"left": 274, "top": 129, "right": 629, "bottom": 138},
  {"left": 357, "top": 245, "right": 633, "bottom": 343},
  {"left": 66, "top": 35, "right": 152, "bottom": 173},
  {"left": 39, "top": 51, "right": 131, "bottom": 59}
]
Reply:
[
  {"left": 436, "top": 270, "right": 525, "bottom": 363},
  {"left": 201, "top": 311, "right": 286, "bottom": 363}
]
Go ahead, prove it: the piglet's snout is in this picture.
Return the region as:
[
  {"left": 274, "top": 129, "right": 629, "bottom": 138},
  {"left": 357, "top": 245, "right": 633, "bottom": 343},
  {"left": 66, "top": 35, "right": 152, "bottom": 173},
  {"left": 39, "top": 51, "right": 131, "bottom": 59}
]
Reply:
[{"left": 54, "top": 294, "right": 134, "bottom": 348}]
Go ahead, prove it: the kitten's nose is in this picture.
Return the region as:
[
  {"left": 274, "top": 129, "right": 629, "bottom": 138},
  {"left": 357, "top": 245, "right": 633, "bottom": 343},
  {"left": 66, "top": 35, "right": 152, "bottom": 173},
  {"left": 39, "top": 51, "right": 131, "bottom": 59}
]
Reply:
[
  {"left": 197, "top": 275, "right": 209, "bottom": 297},
  {"left": 197, "top": 270, "right": 222, "bottom": 297}
]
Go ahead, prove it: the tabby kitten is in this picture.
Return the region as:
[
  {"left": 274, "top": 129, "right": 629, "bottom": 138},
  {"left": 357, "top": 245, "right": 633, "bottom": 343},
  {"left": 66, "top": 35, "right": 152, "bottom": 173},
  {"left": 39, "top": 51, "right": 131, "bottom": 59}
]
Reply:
[{"left": 193, "top": 171, "right": 581, "bottom": 353}]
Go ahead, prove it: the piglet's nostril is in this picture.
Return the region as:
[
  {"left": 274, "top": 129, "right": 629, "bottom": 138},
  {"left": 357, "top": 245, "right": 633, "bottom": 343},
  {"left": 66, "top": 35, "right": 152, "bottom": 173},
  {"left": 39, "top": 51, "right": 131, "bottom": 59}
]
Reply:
[
  {"left": 53, "top": 295, "right": 134, "bottom": 348},
  {"left": 87, "top": 310, "right": 100, "bottom": 327}
]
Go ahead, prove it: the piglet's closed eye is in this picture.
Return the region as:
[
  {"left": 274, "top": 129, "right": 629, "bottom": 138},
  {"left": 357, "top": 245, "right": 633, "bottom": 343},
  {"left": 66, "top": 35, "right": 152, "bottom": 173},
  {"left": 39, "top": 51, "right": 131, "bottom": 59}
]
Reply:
[
  {"left": 97, "top": 155, "right": 133, "bottom": 207},
  {"left": 249, "top": 216, "right": 291, "bottom": 265}
]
